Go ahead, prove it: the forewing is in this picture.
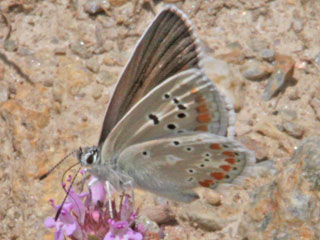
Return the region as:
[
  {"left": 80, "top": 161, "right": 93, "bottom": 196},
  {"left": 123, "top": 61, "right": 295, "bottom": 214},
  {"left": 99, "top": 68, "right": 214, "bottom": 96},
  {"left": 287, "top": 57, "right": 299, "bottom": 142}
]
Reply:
[
  {"left": 116, "top": 132, "right": 255, "bottom": 202},
  {"left": 98, "top": 6, "right": 202, "bottom": 144},
  {"left": 102, "top": 69, "right": 234, "bottom": 157}
]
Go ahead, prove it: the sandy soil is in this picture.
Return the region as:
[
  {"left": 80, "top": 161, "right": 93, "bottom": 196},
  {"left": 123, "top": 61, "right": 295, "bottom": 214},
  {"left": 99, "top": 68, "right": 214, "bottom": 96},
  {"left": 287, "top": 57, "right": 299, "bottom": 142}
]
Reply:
[{"left": 0, "top": 0, "right": 320, "bottom": 239}]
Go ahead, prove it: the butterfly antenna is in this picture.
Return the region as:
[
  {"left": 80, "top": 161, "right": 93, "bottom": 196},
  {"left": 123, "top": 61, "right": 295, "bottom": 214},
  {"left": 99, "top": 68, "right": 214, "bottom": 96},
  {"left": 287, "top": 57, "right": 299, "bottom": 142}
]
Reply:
[
  {"left": 39, "top": 149, "right": 79, "bottom": 180},
  {"left": 61, "top": 162, "right": 81, "bottom": 187},
  {"left": 55, "top": 164, "right": 82, "bottom": 221}
]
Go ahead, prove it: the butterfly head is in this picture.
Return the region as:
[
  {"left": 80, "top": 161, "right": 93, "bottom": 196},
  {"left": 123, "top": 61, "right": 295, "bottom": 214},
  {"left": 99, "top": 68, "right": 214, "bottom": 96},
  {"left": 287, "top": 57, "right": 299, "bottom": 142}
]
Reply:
[{"left": 77, "top": 146, "right": 100, "bottom": 166}]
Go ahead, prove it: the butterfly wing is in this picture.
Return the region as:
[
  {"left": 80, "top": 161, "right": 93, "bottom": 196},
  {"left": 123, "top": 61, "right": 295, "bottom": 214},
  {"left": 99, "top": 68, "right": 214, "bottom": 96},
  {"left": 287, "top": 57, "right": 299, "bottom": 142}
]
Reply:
[
  {"left": 116, "top": 132, "right": 255, "bottom": 202},
  {"left": 102, "top": 69, "right": 235, "bottom": 158},
  {"left": 98, "top": 5, "right": 202, "bottom": 144}
]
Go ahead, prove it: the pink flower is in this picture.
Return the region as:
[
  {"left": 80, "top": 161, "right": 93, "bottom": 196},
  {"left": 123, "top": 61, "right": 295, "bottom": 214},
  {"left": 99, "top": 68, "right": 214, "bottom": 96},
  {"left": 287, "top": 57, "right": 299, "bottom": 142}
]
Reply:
[{"left": 45, "top": 177, "right": 144, "bottom": 240}]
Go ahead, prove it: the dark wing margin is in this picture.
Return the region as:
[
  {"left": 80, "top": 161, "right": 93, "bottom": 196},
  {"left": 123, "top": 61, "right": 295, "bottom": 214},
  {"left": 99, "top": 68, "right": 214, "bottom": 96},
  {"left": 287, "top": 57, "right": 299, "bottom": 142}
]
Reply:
[{"left": 98, "top": 5, "right": 203, "bottom": 145}]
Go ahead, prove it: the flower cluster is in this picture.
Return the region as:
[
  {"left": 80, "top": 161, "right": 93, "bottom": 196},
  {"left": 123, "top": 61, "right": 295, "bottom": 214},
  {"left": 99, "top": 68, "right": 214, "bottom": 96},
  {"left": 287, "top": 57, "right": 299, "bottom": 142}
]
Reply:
[{"left": 45, "top": 176, "right": 145, "bottom": 240}]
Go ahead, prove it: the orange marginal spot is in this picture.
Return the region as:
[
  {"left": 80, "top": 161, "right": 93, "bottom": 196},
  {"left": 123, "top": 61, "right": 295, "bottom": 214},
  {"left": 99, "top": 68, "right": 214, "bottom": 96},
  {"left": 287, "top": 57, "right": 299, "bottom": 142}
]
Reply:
[
  {"left": 220, "top": 165, "right": 232, "bottom": 172},
  {"left": 197, "top": 113, "right": 211, "bottom": 123},
  {"left": 223, "top": 151, "right": 235, "bottom": 157},
  {"left": 198, "top": 179, "right": 214, "bottom": 188},
  {"left": 210, "top": 143, "right": 221, "bottom": 150},
  {"left": 225, "top": 158, "right": 236, "bottom": 165},
  {"left": 195, "top": 125, "right": 209, "bottom": 132},
  {"left": 195, "top": 95, "right": 205, "bottom": 103},
  {"left": 190, "top": 88, "right": 199, "bottom": 94},
  {"left": 210, "top": 172, "right": 225, "bottom": 180},
  {"left": 196, "top": 104, "right": 208, "bottom": 113}
]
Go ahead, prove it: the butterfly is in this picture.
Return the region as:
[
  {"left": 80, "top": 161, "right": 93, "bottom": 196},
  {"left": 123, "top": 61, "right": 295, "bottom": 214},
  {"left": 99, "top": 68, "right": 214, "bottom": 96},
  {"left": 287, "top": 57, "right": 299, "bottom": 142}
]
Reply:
[{"left": 77, "top": 5, "right": 255, "bottom": 202}]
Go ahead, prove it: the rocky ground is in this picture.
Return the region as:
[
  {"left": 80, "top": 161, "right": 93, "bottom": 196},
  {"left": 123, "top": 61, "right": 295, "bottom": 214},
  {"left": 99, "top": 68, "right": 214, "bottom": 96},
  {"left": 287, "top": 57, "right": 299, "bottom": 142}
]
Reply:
[{"left": 0, "top": 0, "right": 320, "bottom": 239}]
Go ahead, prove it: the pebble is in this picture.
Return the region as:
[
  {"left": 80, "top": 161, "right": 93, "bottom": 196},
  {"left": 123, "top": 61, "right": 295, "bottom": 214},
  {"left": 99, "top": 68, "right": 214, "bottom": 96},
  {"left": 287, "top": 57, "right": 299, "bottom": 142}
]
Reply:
[
  {"left": 262, "top": 54, "right": 295, "bottom": 101},
  {"left": 314, "top": 52, "right": 320, "bottom": 67},
  {"left": 103, "top": 40, "right": 115, "bottom": 52},
  {"left": 97, "top": 70, "right": 116, "bottom": 86},
  {"left": 179, "top": 201, "right": 222, "bottom": 231},
  {"left": 0, "top": 85, "right": 9, "bottom": 102},
  {"left": 292, "top": 18, "right": 304, "bottom": 33},
  {"left": 282, "top": 121, "right": 304, "bottom": 139},
  {"left": 217, "top": 49, "right": 245, "bottom": 64},
  {"left": 298, "top": 137, "right": 320, "bottom": 190},
  {"left": 113, "top": 2, "right": 134, "bottom": 25},
  {"left": 103, "top": 52, "right": 121, "bottom": 66},
  {"left": 310, "top": 91, "right": 320, "bottom": 121},
  {"left": 140, "top": 204, "right": 175, "bottom": 224},
  {"left": 164, "top": 0, "right": 183, "bottom": 2},
  {"left": 52, "top": 82, "right": 64, "bottom": 103},
  {"left": 0, "top": 64, "right": 4, "bottom": 81},
  {"left": 70, "top": 41, "right": 93, "bottom": 59},
  {"left": 83, "top": 0, "right": 105, "bottom": 15},
  {"left": 238, "top": 135, "right": 269, "bottom": 162},
  {"left": 86, "top": 57, "right": 100, "bottom": 73},
  {"left": 288, "top": 88, "right": 300, "bottom": 100},
  {"left": 91, "top": 84, "right": 103, "bottom": 100},
  {"left": 278, "top": 109, "right": 297, "bottom": 121},
  {"left": 259, "top": 48, "right": 275, "bottom": 62},
  {"left": 4, "top": 39, "right": 18, "bottom": 52},
  {"left": 254, "top": 160, "right": 278, "bottom": 177},
  {"left": 203, "top": 56, "right": 246, "bottom": 111},
  {"left": 109, "top": 0, "right": 127, "bottom": 7},
  {"left": 54, "top": 48, "right": 67, "bottom": 55},
  {"left": 241, "top": 59, "right": 272, "bottom": 81},
  {"left": 249, "top": 39, "right": 269, "bottom": 52}
]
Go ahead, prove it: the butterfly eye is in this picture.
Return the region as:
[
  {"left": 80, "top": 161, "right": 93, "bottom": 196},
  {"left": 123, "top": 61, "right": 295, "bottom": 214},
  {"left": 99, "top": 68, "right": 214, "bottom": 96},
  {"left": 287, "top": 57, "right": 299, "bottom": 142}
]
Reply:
[{"left": 87, "top": 155, "right": 94, "bottom": 164}]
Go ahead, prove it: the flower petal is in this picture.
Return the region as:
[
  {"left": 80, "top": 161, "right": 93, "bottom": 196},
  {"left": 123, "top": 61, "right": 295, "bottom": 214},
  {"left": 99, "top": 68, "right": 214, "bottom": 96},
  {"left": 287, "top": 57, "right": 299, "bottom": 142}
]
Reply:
[
  {"left": 126, "top": 228, "right": 143, "bottom": 240},
  {"left": 44, "top": 217, "right": 56, "bottom": 228},
  {"left": 89, "top": 179, "right": 106, "bottom": 205},
  {"left": 64, "top": 222, "right": 77, "bottom": 236}
]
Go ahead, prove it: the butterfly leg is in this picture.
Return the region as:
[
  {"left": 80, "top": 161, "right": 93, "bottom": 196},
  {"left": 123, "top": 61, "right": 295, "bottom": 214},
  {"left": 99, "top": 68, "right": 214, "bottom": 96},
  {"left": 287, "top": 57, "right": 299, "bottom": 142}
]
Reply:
[
  {"left": 106, "top": 181, "right": 114, "bottom": 218},
  {"left": 122, "top": 179, "right": 136, "bottom": 212}
]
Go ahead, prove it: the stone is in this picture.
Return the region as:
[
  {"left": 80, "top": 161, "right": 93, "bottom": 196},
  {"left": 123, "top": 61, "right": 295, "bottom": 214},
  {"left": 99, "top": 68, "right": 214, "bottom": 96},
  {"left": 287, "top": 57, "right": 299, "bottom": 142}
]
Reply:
[
  {"left": 278, "top": 109, "right": 297, "bottom": 121},
  {"left": 70, "top": 41, "right": 93, "bottom": 59},
  {"left": 259, "top": 48, "right": 275, "bottom": 62},
  {"left": 310, "top": 89, "right": 320, "bottom": 121},
  {"left": 241, "top": 59, "right": 273, "bottom": 81},
  {"left": 314, "top": 52, "right": 320, "bottom": 67},
  {"left": 109, "top": 0, "right": 127, "bottom": 7},
  {"left": 97, "top": 70, "right": 117, "bottom": 86},
  {"left": 86, "top": 57, "right": 100, "bottom": 73},
  {"left": 203, "top": 56, "right": 246, "bottom": 111},
  {"left": 4, "top": 39, "right": 18, "bottom": 52},
  {"left": 0, "top": 64, "right": 4, "bottom": 81},
  {"left": 91, "top": 84, "right": 103, "bottom": 100},
  {"left": 0, "top": 84, "right": 9, "bottom": 102},
  {"left": 238, "top": 137, "right": 320, "bottom": 239},
  {"left": 262, "top": 54, "right": 295, "bottom": 101},
  {"left": 292, "top": 17, "right": 304, "bottom": 33},
  {"left": 83, "top": 0, "right": 109, "bottom": 15},
  {"left": 282, "top": 121, "right": 304, "bottom": 139}
]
